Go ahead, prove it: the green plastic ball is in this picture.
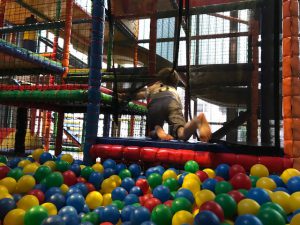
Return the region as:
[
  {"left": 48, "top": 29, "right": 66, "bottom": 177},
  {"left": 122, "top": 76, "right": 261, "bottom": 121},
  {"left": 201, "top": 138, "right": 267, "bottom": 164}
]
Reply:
[
  {"left": 257, "top": 208, "right": 285, "bottom": 225},
  {"left": 184, "top": 160, "right": 199, "bottom": 173},
  {"left": 45, "top": 172, "right": 63, "bottom": 188},
  {"left": 215, "top": 181, "right": 233, "bottom": 194},
  {"left": 147, "top": 173, "right": 162, "bottom": 189},
  {"left": 171, "top": 197, "right": 192, "bottom": 213},
  {"left": 112, "top": 200, "right": 124, "bottom": 210},
  {"left": 24, "top": 206, "right": 48, "bottom": 225},
  {"left": 0, "top": 155, "right": 8, "bottom": 164},
  {"left": 34, "top": 165, "right": 52, "bottom": 182},
  {"left": 238, "top": 189, "right": 248, "bottom": 196},
  {"left": 81, "top": 212, "right": 100, "bottom": 225},
  {"left": 151, "top": 204, "right": 172, "bottom": 225},
  {"left": 214, "top": 193, "right": 237, "bottom": 218},
  {"left": 249, "top": 175, "right": 259, "bottom": 187},
  {"left": 119, "top": 169, "right": 131, "bottom": 180},
  {"left": 260, "top": 202, "right": 287, "bottom": 221},
  {"left": 7, "top": 168, "right": 23, "bottom": 181},
  {"left": 55, "top": 160, "right": 70, "bottom": 172},
  {"left": 163, "top": 178, "right": 179, "bottom": 192},
  {"left": 81, "top": 166, "right": 94, "bottom": 180}
]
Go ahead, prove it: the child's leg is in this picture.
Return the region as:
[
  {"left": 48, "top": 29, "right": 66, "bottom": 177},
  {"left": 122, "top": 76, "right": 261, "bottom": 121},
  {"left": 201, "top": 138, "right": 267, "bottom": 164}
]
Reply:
[
  {"left": 153, "top": 125, "right": 174, "bottom": 141},
  {"left": 198, "top": 113, "right": 212, "bottom": 142}
]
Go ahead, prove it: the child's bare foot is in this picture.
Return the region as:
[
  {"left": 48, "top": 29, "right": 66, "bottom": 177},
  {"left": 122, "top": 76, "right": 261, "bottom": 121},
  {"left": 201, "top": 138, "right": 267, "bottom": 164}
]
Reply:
[
  {"left": 155, "top": 126, "right": 174, "bottom": 141},
  {"left": 197, "top": 113, "right": 212, "bottom": 142}
]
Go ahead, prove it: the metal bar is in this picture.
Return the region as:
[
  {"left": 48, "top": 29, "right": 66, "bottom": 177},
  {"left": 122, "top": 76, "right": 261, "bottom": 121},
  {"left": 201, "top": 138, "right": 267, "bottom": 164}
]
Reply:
[{"left": 209, "top": 13, "right": 249, "bottom": 25}]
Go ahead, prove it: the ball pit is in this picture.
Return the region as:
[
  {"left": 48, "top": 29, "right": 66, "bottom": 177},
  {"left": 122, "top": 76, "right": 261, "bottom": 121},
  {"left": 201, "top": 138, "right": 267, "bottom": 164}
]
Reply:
[{"left": 0, "top": 151, "right": 300, "bottom": 225}]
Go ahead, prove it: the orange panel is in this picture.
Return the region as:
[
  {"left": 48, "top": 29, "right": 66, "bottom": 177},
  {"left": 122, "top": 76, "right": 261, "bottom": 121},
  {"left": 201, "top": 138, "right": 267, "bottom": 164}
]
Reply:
[
  {"left": 290, "top": 0, "right": 299, "bottom": 16},
  {"left": 283, "top": 118, "right": 293, "bottom": 140},
  {"left": 283, "top": 0, "right": 291, "bottom": 18},
  {"left": 284, "top": 140, "right": 294, "bottom": 157},
  {"left": 283, "top": 77, "right": 300, "bottom": 96},
  {"left": 282, "top": 56, "right": 300, "bottom": 78},
  {"left": 291, "top": 96, "right": 300, "bottom": 117},
  {"left": 292, "top": 119, "right": 300, "bottom": 140},
  {"left": 283, "top": 37, "right": 299, "bottom": 57},
  {"left": 282, "top": 17, "right": 299, "bottom": 38},
  {"left": 283, "top": 96, "right": 292, "bottom": 118}
]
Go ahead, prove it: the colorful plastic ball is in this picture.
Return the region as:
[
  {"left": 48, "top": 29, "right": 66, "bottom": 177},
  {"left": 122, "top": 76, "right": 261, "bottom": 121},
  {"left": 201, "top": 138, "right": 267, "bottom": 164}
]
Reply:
[
  {"left": 290, "top": 213, "right": 300, "bottom": 225},
  {"left": 102, "top": 193, "right": 112, "bottom": 207},
  {"left": 103, "top": 168, "right": 115, "bottom": 179},
  {"left": 0, "top": 184, "right": 8, "bottom": 193},
  {"left": 139, "top": 193, "right": 154, "bottom": 206},
  {"left": 16, "top": 175, "right": 36, "bottom": 193},
  {"left": 195, "top": 170, "right": 209, "bottom": 182},
  {"left": 80, "top": 167, "right": 94, "bottom": 180},
  {"left": 182, "top": 179, "right": 200, "bottom": 195},
  {"left": 66, "top": 193, "right": 85, "bottom": 213},
  {"left": 18, "top": 159, "right": 31, "bottom": 168},
  {"left": 246, "top": 188, "right": 271, "bottom": 205},
  {"left": 28, "top": 189, "right": 45, "bottom": 204},
  {"left": 45, "top": 172, "right": 64, "bottom": 188},
  {"left": 269, "top": 175, "right": 285, "bottom": 187},
  {"left": 101, "top": 179, "right": 117, "bottom": 194},
  {"left": 140, "top": 221, "right": 155, "bottom": 225},
  {"left": 175, "top": 188, "right": 194, "bottom": 204},
  {"left": 70, "top": 164, "right": 81, "bottom": 177},
  {"left": 153, "top": 185, "right": 170, "bottom": 203},
  {"left": 135, "top": 179, "right": 149, "bottom": 194},
  {"left": 121, "top": 205, "right": 135, "bottom": 222},
  {"left": 102, "top": 159, "right": 116, "bottom": 169},
  {"left": 172, "top": 210, "right": 194, "bottom": 225},
  {"left": 7, "top": 168, "right": 23, "bottom": 181},
  {"left": 256, "top": 177, "right": 277, "bottom": 191},
  {"left": 257, "top": 208, "right": 286, "bottom": 225},
  {"left": 24, "top": 205, "right": 49, "bottom": 225},
  {"left": 41, "top": 215, "right": 65, "bottom": 225},
  {"left": 58, "top": 206, "right": 78, "bottom": 217},
  {"left": 43, "top": 161, "right": 56, "bottom": 171},
  {"left": 215, "top": 164, "right": 230, "bottom": 180},
  {"left": 250, "top": 164, "right": 269, "bottom": 178},
  {"left": 194, "top": 210, "right": 220, "bottom": 225},
  {"left": 0, "top": 177, "right": 16, "bottom": 193},
  {"left": 0, "top": 198, "right": 16, "bottom": 220},
  {"left": 60, "top": 154, "right": 73, "bottom": 164},
  {"left": 77, "top": 177, "right": 87, "bottom": 183},
  {"left": 143, "top": 198, "right": 161, "bottom": 212},
  {"left": 112, "top": 187, "right": 128, "bottom": 201},
  {"left": 163, "top": 178, "right": 179, "bottom": 192},
  {"left": 45, "top": 187, "right": 63, "bottom": 200},
  {"left": 128, "top": 164, "right": 141, "bottom": 178},
  {"left": 151, "top": 204, "right": 173, "bottom": 225},
  {"left": 129, "top": 186, "right": 143, "bottom": 196},
  {"left": 101, "top": 205, "right": 120, "bottom": 224},
  {"left": 281, "top": 168, "right": 300, "bottom": 184},
  {"left": 237, "top": 198, "right": 260, "bottom": 215},
  {"left": 0, "top": 166, "right": 10, "bottom": 179},
  {"left": 194, "top": 189, "right": 215, "bottom": 207},
  {"left": 75, "top": 183, "right": 88, "bottom": 197},
  {"left": 91, "top": 163, "right": 103, "bottom": 174},
  {"left": 88, "top": 172, "right": 103, "bottom": 190},
  {"left": 130, "top": 206, "right": 150, "bottom": 225},
  {"left": 111, "top": 200, "right": 124, "bottom": 210},
  {"left": 32, "top": 149, "right": 44, "bottom": 161},
  {"left": 39, "top": 152, "right": 53, "bottom": 164},
  {"left": 7, "top": 158, "right": 21, "bottom": 168},
  {"left": 61, "top": 213, "right": 80, "bottom": 225},
  {"left": 17, "top": 194, "right": 39, "bottom": 211},
  {"left": 235, "top": 214, "right": 263, "bottom": 225},
  {"left": 162, "top": 170, "right": 177, "bottom": 181},
  {"left": 85, "top": 191, "right": 103, "bottom": 209},
  {"left": 202, "top": 178, "right": 217, "bottom": 191},
  {"left": 270, "top": 191, "right": 291, "bottom": 214},
  {"left": 81, "top": 212, "right": 99, "bottom": 225},
  {"left": 118, "top": 169, "right": 131, "bottom": 180},
  {"left": 249, "top": 175, "right": 259, "bottom": 187},
  {"left": 229, "top": 164, "right": 246, "bottom": 179},
  {"left": 56, "top": 160, "right": 70, "bottom": 173},
  {"left": 123, "top": 193, "right": 139, "bottom": 205},
  {"left": 0, "top": 155, "right": 8, "bottom": 164},
  {"left": 290, "top": 192, "right": 300, "bottom": 212},
  {"left": 147, "top": 173, "right": 162, "bottom": 189},
  {"left": 3, "top": 208, "right": 25, "bottom": 225},
  {"left": 178, "top": 172, "right": 189, "bottom": 186},
  {"left": 287, "top": 176, "right": 300, "bottom": 193},
  {"left": 48, "top": 193, "right": 66, "bottom": 210},
  {"left": 114, "top": 163, "right": 126, "bottom": 174},
  {"left": 41, "top": 202, "right": 57, "bottom": 216},
  {"left": 230, "top": 173, "right": 252, "bottom": 190},
  {"left": 214, "top": 193, "right": 237, "bottom": 218},
  {"left": 200, "top": 201, "right": 224, "bottom": 222},
  {"left": 171, "top": 197, "right": 192, "bottom": 213},
  {"left": 215, "top": 181, "right": 233, "bottom": 194},
  {"left": 260, "top": 202, "right": 287, "bottom": 222},
  {"left": 184, "top": 160, "right": 199, "bottom": 173},
  {"left": 228, "top": 190, "right": 245, "bottom": 203}
]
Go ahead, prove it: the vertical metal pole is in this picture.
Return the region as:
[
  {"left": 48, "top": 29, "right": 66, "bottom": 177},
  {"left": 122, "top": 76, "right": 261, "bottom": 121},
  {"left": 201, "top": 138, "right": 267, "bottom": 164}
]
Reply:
[{"left": 83, "top": 0, "right": 105, "bottom": 164}]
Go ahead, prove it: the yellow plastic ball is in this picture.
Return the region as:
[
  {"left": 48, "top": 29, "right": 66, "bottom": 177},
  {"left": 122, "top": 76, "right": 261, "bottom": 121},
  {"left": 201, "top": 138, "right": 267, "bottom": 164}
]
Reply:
[
  {"left": 163, "top": 170, "right": 178, "bottom": 181},
  {"left": 224, "top": 220, "right": 234, "bottom": 225},
  {"left": 60, "top": 184, "right": 69, "bottom": 194},
  {"left": 195, "top": 189, "right": 215, "bottom": 207},
  {"left": 281, "top": 168, "right": 300, "bottom": 184},
  {"left": 237, "top": 198, "right": 260, "bottom": 215},
  {"left": 203, "top": 168, "right": 216, "bottom": 178},
  {"left": 61, "top": 154, "right": 74, "bottom": 164},
  {"left": 0, "top": 193, "right": 13, "bottom": 199},
  {"left": 23, "top": 163, "right": 38, "bottom": 174},
  {"left": 92, "top": 163, "right": 104, "bottom": 173},
  {"left": 193, "top": 208, "right": 199, "bottom": 217},
  {"left": 86, "top": 191, "right": 103, "bottom": 209},
  {"left": 172, "top": 210, "right": 194, "bottom": 225},
  {"left": 3, "top": 208, "right": 25, "bottom": 225},
  {"left": 43, "top": 161, "right": 56, "bottom": 171},
  {"left": 102, "top": 193, "right": 112, "bottom": 206},
  {"left": 80, "top": 165, "right": 86, "bottom": 170},
  {"left": 290, "top": 192, "right": 300, "bottom": 212},
  {"left": 17, "top": 195, "right": 39, "bottom": 211},
  {"left": 17, "top": 160, "right": 31, "bottom": 168},
  {"left": 0, "top": 163, "right": 6, "bottom": 166},
  {"left": 0, "top": 184, "right": 9, "bottom": 193},
  {"left": 109, "top": 175, "right": 122, "bottom": 187},
  {"left": 32, "top": 148, "right": 44, "bottom": 162},
  {"left": 182, "top": 179, "right": 200, "bottom": 195},
  {"left": 290, "top": 213, "right": 300, "bottom": 225},
  {"left": 16, "top": 175, "right": 36, "bottom": 193},
  {"left": 0, "top": 177, "right": 17, "bottom": 193},
  {"left": 250, "top": 164, "right": 269, "bottom": 177},
  {"left": 42, "top": 202, "right": 57, "bottom": 215},
  {"left": 256, "top": 177, "right": 277, "bottom": 191},
  {"left": 270, "top": 191, "right": 292, "bottom": 214},
  {"left": 184, "top": 173, "right": 201, "bottom": 185}
]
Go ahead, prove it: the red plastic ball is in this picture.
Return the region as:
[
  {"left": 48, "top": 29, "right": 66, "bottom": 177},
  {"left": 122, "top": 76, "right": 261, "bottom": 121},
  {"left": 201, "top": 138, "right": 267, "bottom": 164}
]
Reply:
[
  {"left": 63, "top": 170, "right": 77, "bottom": 186},
  {"left": 229, "top": 164, "right": 246, "bottom": 179},
  {"left": 230, "top": 173, "right": 252, "bottom": 190},
  {"left": 144, "top": 197, "right": 161, "bottom": 212},
  {"left": 215, "top": 176, "right": 225, "bottom": 182},
  {"left": 0, "top": 166, "right": 10, "bottom": 179},
  {"left": 85, "top": 182, "right": 96, "bottom": 192},
  {"left": 195, "top": 170, "right": 209, "bottom": 182},
  {"left": 164, "top": 200, "right": 173, "bottom": 207},
  {"left": 100, "top": 223, "right": 113, "bottom": 225},
  {"left": 199, "top": 200, "right": 224, "bottom": 222},
  {"left": 77, "top": 177, "right": 86, "bottom": 183},
  {"left": 135, "top": 179, "right": 150, "bottom": 194},
  {"left": 28, "top": 189, "right": 45, "bottom": 204},
  {"left": 228, "top": 190, "right": 245, "bottom": 203}
]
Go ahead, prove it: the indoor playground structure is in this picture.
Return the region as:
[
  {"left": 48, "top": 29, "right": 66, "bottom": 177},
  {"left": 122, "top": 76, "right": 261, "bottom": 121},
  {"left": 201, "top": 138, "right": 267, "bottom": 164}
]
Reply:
[{"left": 0, "top": 0, "right": 300, "bottom": 224}]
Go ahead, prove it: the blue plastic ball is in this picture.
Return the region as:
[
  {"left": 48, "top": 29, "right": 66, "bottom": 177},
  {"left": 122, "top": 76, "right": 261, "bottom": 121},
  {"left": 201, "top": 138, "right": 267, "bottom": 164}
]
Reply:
[
  {"left": 80, "top": 222, "right": 93, "bottom": 225},
  {"left": 74, "top": 183, "right": 88, "bottom": 197},
  {"left": 103, "top": 159, "right": 117, "bottom": 169},
  {"left": 287, "top": 176, "right": 300, "bottom": 193},
  {"left": 121, "top": 177, "right": 135, "bottom": 192},
  {"left": 153, "top": 166, "right": 165, "bottom": 175},
  {"left": 93, "top": 207, "right": 104, "bottom": 220},
  {"left": 112, "top": 187, "right": 128, "bottom": 201},
  {"left": 61, "top": 214, "right": 80, "bottom": 225},
  {"left": 7, "top": 158, "right": 21, "bottom": 168},
  {"left": 66, "top": 193, "right": 85, "bottom": 213},
  {"left": 45, "top": 187, "right": 63, "bottom": 200},
  {"left": 129, "top": 186, "right": 143, "bottom": 196},
  {"left": 101, "top": 205, "right": 120, "bottom": 224},
  {"left": 175, "top": 188, "right": 195, "bottom": 204},
  {"left": 121, "top": 205, "right": 134, "bottom": 222},
  {"left": 66, "top": 187, "right": 82, "bottom": 198},
  {"left": 0, "top": 198, "right": 16, "bottom": 220},
  {"left": 153, "top": 185, "right": 171, "bottom": 203},
  {"left": 13, "top": 194, "right": 22, "bottom": 202},
  {"left": 273, "top": 187, "right": 290, "bottom": 193},
  {"left": 82, "top": 204, "right": 90, "bottom": 213},
  {"left": 202, "top": 178, "right": 218, "bottom": 192},
  {"left": 194, "top": 210, "right": 220, "bottom": 225},
  {"left": 145, "top": 168, "right": 155, "bottom": 177},
  {"left": 34, "top": 183, "right": 47, "bottom": 192},
  {"left": 140, "top": 221, "right": 156, "bottom": 225},
  {"left": 73, "top": 160, "right": 83, "bottom": 165},
  {"left": 39, "top": 152, "right": 53, "bottom": 164},
  {"left": 70, "top": 164, "right": 81, "bottom": 177},
  {"left": 246, "top": 188, "right": 271, "bottom": 205},
  {"left": 129, "top": 164, "right": 141, "bottom": 178},
  {"left": 124, "top": 194, "right": 139, "bottom": 205},
  {"left": 130, "top": 206, "right": 150, "bottom": 225},
  {"left": 215, "top": 164, "right": 230, "bottom": 180},
  {"left": 269, "top": 175, "right": 285, "bottom": 187},
  {"left": 58, "top": 206, "right": 78, "bottom": 217},
  {"left": 235, "top": 214, "right": 263, "bottom": 225},
  {"left": 41, "top": 215, "right": 66, "bottom": 225},
  {"left": 48, "top": 193, "right": 66, "bottom": 210},
  {"left": 116, "top": 163, "right": 127, "bottom": 174},
  {"left": 178, "top": 172, "right": 189, "bottom": 186},
  {"left": 88, "top": 172, "right": 103, "bottom": 190},
  {"left": 103, "top": 168, "right": 116, "bottom": 179}
]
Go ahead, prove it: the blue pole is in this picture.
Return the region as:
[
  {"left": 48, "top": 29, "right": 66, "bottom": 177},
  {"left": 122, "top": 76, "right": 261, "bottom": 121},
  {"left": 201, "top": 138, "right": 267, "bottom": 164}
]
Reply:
[{"left": 83, "top": 0, "right": 105, "bottom": 164}]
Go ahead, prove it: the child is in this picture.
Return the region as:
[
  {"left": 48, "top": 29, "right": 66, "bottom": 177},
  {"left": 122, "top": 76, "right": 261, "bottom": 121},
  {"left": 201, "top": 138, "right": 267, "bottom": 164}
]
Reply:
[{"left": 132, "top": 68, "right": 212, "bottom": 142}]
